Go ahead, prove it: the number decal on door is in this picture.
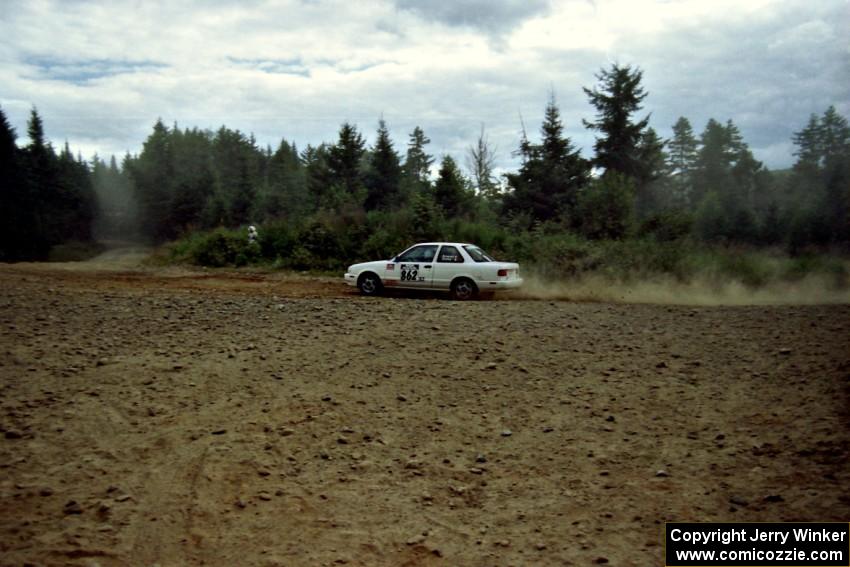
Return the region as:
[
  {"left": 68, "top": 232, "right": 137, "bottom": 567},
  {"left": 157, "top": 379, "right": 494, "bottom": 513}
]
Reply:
[{"left": 400, "top": 264, "right": 420, "bottom": 282}]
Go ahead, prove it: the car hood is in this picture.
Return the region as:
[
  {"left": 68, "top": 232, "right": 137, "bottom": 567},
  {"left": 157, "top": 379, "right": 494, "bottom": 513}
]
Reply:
[{"left": 347, "top": 260, "right": 390, "bottom": 272}]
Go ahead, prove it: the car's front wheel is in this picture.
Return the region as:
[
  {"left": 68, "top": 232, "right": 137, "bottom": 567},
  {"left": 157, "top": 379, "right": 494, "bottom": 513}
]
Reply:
[
  {"left": 357, "top": 272, "right": 383, "bottom": 296},
  {"left": 451, "top": 278, "right": 478, "bottom": 300}
]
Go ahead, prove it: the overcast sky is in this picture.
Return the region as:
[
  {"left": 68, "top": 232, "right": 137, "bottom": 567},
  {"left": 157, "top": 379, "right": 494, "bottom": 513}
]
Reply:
[{"left": 1, "top": 0, "right": 848, "bottom": 173}]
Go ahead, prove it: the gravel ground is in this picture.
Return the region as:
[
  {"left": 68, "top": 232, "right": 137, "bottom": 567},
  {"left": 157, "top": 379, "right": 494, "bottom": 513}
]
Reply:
[{"left": 1, "top": 259, "right": 848, "bottom": 566}]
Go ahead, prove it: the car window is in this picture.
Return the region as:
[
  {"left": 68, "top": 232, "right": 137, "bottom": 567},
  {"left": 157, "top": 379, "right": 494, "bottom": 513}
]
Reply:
[
  {"left": 397, "top": 245, "right": 437, "bottom": 263},
  {"left": 463, "top": 245, "right": 495, "bottom": 263},
  {"left": 437, "top": 245, "right": 464, "bottom": 263}
]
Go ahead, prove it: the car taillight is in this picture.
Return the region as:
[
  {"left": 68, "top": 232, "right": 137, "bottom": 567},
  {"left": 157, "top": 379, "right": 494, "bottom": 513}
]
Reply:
[{"left": 498, "top": 269, "right": 508, "bottom": 277}]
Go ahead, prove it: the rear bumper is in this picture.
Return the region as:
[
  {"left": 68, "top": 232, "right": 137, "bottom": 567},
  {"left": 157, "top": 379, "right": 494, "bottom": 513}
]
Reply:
[{"left": 480, "top": 278, "right": 523, "bottom": 291}]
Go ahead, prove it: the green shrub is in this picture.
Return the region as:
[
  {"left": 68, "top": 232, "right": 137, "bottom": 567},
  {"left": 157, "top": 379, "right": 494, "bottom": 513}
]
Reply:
[
  {"left": 694, "top": 192, "right": 727, "bottom": 243},
  {"left": 258, "top": 220, "right": 297, "bottom": 261},
  {"left": 683, "top": 248, "right": 775, "bottom": 288},
  {"left": 714, "top": 251, "right": 773, "bottom": 287},
  {"left": 173, "top": 227, "right": 256, "bottom": 267},
  {"left": 162, "top": 209, "right": 847, "bottom": 290},
  {"left": 358, "top": 227, "right": 409, "bottom": 262},
  {"left": 285, "top": 246, "right": 317, "bottom": 271},
  {"left": 597, "top": 239, "right": 691, "bottom": 281},
  {"left": 576, "top": 174, "right": 635, "bottom": 240},
  {"left": 443, "top": 220, "right": 505, "bottom": 253},
  {"left": 787, "top": 208, "right": 832, "bottom": 254},
  {"left": 783, "top": 255, "right": 849, "bottom": 288},
  {"left": 826, "top": 260, "right": 849, "bottom": 289},
  {"left": 638, "top": 210, "right": 694, "bottom": 242},
  {"left": 300, "top": 220, "right": 342, "bottom": 260}
]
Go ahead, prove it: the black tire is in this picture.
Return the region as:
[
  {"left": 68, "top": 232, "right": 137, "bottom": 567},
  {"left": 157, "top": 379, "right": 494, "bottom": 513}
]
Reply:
[
  {"left": 357, "top": 272, "right": 383, "bottom": 296},
  {"left": 450, "top": 278, "right": 478, "bottom": 301}
]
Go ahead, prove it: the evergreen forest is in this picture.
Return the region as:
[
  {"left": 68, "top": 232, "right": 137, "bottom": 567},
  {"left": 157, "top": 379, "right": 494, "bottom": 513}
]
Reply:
[{"left": 2, "top": 64, "right": 848, "bottom": 284}]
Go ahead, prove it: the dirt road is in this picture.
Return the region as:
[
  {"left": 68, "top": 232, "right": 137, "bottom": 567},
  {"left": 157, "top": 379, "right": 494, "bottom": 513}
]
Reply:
[{"left": 1, "top": 255, "right": 848, "bottom": 566}]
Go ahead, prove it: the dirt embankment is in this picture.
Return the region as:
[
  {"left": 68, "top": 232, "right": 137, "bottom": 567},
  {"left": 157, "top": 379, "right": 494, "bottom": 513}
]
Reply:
[{"left": 1, "top": 255, "right": 848, "bottom": 566}]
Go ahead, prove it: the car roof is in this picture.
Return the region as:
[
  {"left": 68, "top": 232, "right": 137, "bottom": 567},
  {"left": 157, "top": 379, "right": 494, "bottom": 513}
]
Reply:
[{"left": 411, "top": 242, "right": 474, "bottom": 247}]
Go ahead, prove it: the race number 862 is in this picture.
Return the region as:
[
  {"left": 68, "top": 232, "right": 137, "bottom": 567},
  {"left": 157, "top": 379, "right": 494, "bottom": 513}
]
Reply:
[{"left": 400, "top": 265, "right": 419, "bottom": 282}]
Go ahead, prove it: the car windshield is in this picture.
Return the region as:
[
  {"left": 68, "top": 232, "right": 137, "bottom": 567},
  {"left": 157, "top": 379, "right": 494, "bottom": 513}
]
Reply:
[{"left": 463, "top": 245, "right": 495, "bottom": 262}]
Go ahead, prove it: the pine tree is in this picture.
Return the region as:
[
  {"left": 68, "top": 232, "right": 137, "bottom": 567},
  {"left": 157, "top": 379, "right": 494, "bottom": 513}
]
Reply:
[
  {"left": 365, "top": 119, "right": 402, "bottom": 211},
  {"left": 0, "top": 106, "right": 44, "bottom": 260},
  {"left": 403, "top": 126, "right": 434, "bottom": 189},
  {"left": 818, "top": 106, "right": 850, "bottom": 241},
  {"left": 691, "top": 118, "right": 765, "bottom": 243},
  {"left": 27, "top": 107, "right": 46, "bottom": 149},
  {"left": 583, "top": 63, "right": 650, "bottom": 180},
  {"left": 0, "top": 107, "right": 21, "bottom": 256},
  {"left": 667, "top": 117, "right": 698, "bottom": 206},
  {"left": 55, "top": 142, "right": 97, "bottom": 243},
  {"left": 170, "top": 127, "right": 214, "bottom": 233},
  {"left": 24, "top": 108, "right": 63, "bottom": 251},
  {"left": 467, "top": 124, "right": 499, "bottom": 200},
  {"left": 17, "top": 109, "right": 99, "bottom": 252},
  {"left": 230, "top": 152, "right": 255, "bottom": 226},
  {"left": 792, "top": 114, "right": 822, "bottom": 174},
  {"left": 634, "top": 127, "right": 667, "bottom": 217},
  {"left": 504, "top": 95, "right": 589, "bottom": 223},
  {"left": 410, "top": 191, "right": 439, "bottom": 241},
  {"left": 257, "top": 139, "right": 306, "bottom": 221},
  {"left": 129, "top": 119, "right": 175, "bottom": 241},
  {"left": 91, "top": 154, "right": 119, "bottom": 238},
  {"left": 433, "top": 155, "right": 471, "bottom": 218},
  {"left": 820, "top": 106, "right": 850, "bottom": 169},
  {"left": 693, "top": 119, "right": 733, "bottom": 205},
  {"left": 212, "top": 126, "right": 260, "bottom": 227},
  {"left": 326, "top": 122, "right": 366, "bottom": 207},
  {"left": 303, "top": 144, "right": 333, "bottom": 211},
  {"left": 25, "top": 107, "right": 55, "bottom": 199}
]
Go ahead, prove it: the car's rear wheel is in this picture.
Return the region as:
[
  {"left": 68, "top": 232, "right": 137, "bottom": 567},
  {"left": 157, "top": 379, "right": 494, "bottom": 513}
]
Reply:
[
  {"left": 451, "top": 278, "right": 478, "bottom": 301},
  {"left": 357, "top": 272, "right": 382, "bottom": 296}
]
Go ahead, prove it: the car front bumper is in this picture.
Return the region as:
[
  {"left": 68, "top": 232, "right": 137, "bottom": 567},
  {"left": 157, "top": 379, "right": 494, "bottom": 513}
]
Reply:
[{"left": 344, "top": 273, "right": 357, "bottom": 286}]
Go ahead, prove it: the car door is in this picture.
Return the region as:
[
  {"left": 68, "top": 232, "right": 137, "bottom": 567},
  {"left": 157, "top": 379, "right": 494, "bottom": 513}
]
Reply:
[
  {"left": 431, "top": 245, "right": 466, "bottom": 290},
  {"left": 393, "top": 244, "right": 437, "bottom": 288}
]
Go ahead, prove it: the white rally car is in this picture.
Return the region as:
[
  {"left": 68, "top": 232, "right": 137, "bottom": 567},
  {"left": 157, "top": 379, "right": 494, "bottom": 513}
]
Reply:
[{"left": 344, "top": 242, "right": 522, "bottom": 300}]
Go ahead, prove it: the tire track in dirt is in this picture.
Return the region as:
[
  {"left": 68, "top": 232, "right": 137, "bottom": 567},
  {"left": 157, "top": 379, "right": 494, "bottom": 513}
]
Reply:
[{"left": 184, "top": 444, "right": 210, "bottom": 556}]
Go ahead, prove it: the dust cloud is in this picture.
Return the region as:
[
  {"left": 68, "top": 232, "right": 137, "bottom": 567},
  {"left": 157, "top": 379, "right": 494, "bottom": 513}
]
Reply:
[{"left": 514, "top": 273, "right": 850, "bottom": 306}]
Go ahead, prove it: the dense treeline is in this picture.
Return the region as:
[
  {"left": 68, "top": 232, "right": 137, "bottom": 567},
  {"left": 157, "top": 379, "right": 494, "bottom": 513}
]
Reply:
[
  {"left": 0, "top": 109, "right": 98, "bottom": 261},
  {"left": 2, "top": 63, "right": 849, "bottom": 270}
]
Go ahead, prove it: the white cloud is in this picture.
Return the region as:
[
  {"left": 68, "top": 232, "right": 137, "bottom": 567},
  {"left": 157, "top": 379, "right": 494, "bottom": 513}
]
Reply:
[{"left": 0, "top": 0, "right": 847, "bottom": 171}]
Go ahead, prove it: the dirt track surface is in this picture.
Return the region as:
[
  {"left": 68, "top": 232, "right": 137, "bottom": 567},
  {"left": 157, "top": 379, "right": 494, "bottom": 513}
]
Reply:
[{"left": 1, "top": 257, "right": 849, "bottom": 566}]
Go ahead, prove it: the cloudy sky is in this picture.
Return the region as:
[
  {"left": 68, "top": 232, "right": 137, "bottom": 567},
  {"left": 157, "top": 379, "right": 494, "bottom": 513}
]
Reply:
[{"left": 1, "top": 0, "right": 848, "bottom": 173}]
